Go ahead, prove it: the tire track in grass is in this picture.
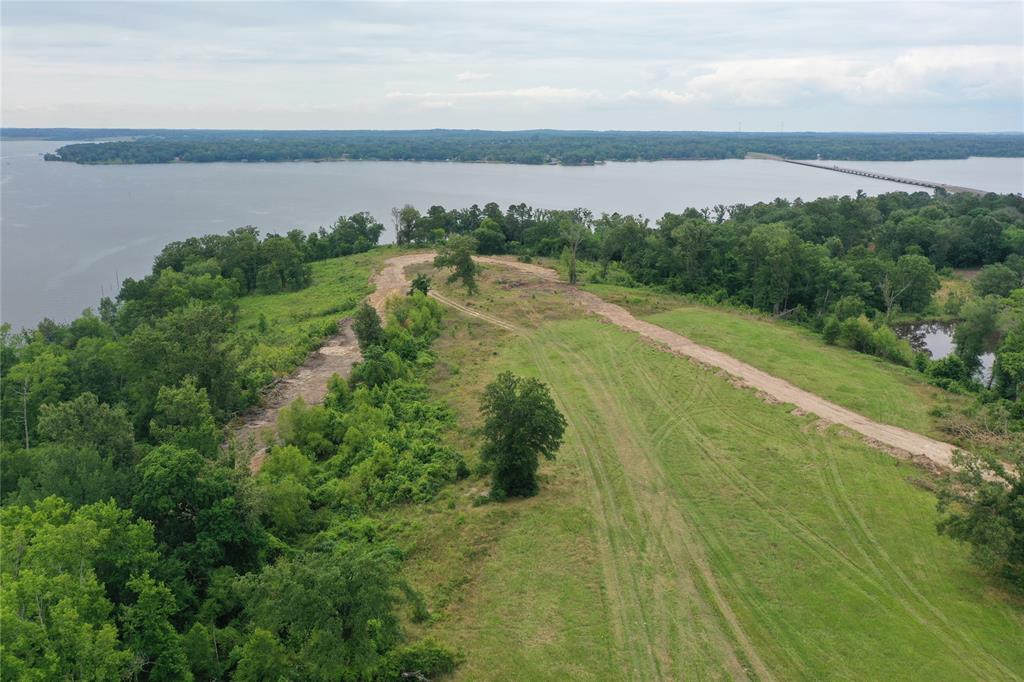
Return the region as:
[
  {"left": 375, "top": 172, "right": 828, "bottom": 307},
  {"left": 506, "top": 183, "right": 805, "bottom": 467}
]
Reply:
[
  {"left": 623, "top": 342, "right": 889, "bottom": 592},
  {"left": 613, "top": 340, "right": 914, "bottom": 676},
  {"left": 623, "top": 338, "right": 1019, "bottom": 680},
  {"left": 545, "top": 347, "right": 719, "bottom": 680},
  {"left": 625, "top": 352, "right": 957, "bottom": 677},
  {"left": 778, "top": 405, "right": 1011, "bottom": 678},
  {"left": 583, "top": 336, "right": 817, "bottom": 679},
  {"left": 389, "top": 256, "right": 1020, "bottom": 677},
  {"left": 382, "top": 253, "right": 964, "bottom": 468},
  {"left": 430, "top": 290, "right": 518, "bottom": 331},
  {"left": 551, "top": 329, "right": 770, "bottom": 680},
  {"left": 527, "top": 334, "right": 663, "bottom": 681},
  {"left": 820, "top": 457, "right": 1018, "bottom": 680}
]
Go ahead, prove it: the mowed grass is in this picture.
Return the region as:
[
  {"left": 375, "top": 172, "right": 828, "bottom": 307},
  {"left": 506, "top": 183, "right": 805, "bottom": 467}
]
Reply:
[
  {"left": 587, "top": 283, "right": 958, "bottom": 437},
  {"left": 398, "top": 264, "right": 1023, "bottom": 681}
]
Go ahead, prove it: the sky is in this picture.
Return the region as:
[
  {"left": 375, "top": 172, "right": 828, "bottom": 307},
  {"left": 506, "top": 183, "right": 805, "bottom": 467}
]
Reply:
[{"left": 2, "top": 1, "right": 1022, "bottom": 132}]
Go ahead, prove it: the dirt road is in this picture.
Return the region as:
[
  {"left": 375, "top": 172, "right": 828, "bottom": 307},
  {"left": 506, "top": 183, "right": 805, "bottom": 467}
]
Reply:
[
  {"left": 233, "top": 255, "right": 431, "bottom": 471},
  {"left": 235, "top": 251, "right": 960, "bottom": 473},
  {"left": 232, "top": 320, "right": 362, "bottom": 472},
  {"left": 376, "top": 253, "right": 961, "bottom": 470}
]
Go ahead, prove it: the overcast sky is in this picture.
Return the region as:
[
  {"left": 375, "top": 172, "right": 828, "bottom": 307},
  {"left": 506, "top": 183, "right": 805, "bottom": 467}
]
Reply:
[{"left": 2, "top": 1, "right": 1021, "bottom": 131}]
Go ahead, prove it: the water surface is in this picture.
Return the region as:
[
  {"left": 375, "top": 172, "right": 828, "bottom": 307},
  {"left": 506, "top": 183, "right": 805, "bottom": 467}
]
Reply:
[
  {"left": 2, "top": 139, "right": 1021, "bottom": 329},
  {"left": 896, "top": 321, "right": 996, "bottom": 383}
]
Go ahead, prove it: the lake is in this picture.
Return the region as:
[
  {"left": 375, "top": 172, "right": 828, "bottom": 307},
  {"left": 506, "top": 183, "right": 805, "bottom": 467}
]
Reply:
[
  {"left": 895, "top": 321, "right": 996, "bottom": 384},
  {"left": 2, "top": 139, "right": 1022, "bottom": 329}
]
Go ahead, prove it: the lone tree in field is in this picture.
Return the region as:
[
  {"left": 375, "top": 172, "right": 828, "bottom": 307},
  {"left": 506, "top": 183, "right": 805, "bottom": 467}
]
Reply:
[
  {"left": 352, "top": 302, "right": 384, "bottom": 351},
  {"left": 480, "top": 371, "right": 567, "bottom": 498},
  {"left": 434, "top": 234, "right": 479, "bottom": 294},
  {"left": 408, "top": 273, "right": 431, "bottom": 296}
]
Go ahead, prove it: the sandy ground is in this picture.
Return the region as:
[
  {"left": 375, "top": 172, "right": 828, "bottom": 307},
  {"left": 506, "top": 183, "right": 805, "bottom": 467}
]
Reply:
[{"left": 235, "top": 251, "right": 961, "bottom": 473}]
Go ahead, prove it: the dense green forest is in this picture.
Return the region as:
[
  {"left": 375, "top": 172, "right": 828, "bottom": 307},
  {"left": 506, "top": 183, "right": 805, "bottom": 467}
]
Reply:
[
  {"left": 3, "top": 188, "right": 1023, "bottom": 679},
  {"left": 17, "top": 129, "right": 1024, "bottom": 165},
  {"left": 0, "top": 215, "right": 470, "bottom": 679}
]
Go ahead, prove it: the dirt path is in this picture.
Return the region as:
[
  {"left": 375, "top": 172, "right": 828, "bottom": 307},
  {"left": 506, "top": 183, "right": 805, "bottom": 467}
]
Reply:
[
  {"left": 381, "top": 253, "right": 961, "bottom": 470},
  {"left": 232, "top": 320, "right": 362, "bottom": 472},
  {"left": 233, "top": 256, "right": 426, "bottom": 472},
  {"left": 236, "top": 252, "right": 960, "bottom": 474}
]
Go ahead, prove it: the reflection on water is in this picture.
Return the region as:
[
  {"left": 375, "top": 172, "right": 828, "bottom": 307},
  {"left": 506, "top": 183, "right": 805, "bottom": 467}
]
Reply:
[{"left": 895, "top": 321, "right": 995, "bottom": 383}]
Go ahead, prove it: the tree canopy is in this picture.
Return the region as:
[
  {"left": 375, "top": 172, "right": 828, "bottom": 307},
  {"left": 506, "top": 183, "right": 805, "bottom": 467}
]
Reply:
[
  {"left": 479, "top": 372, "right": 567, "bottom": 498},
  {"left": 38, "top": 129, "right": 1024, "bottom": 166}
]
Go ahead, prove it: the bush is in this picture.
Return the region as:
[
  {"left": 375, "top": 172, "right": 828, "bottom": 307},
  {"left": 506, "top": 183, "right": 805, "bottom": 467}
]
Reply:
[
  {"left": 913, "top": 351, "right": 931, "bottom": 373},
  {"left": 389, "top": 292, "right": 444, "bottom": 342},
  {"left": 822, "top": 316, "right": 841, "bottom": 345},
  {"left": 929, "top": 354, "right": 974, "bottom": 388},
  {"left": 472, "top": 226, "right": 507, "bottom": 255},
  {"left": 872, "top": 325, "right": 914, "bottom": 366},
  {"left": 834, "top": 315, "right": 913, "bottom": 366},
  {"left": 350, "top": 347, "right": 409, "bottom": 388},
  {"left": 353, "top": 302, "right": 385, "bottom": 351},
  {"left": 838, "top": 316, "right": 876, "bottom": 354},
  {"left": 374, "top": 639, "right": 459, "bottom": 681},
  {"left": 974, "top": 263, "right": 1020, "bottom": 298},
  {"left": 938, "top": 447, "right": 1024, "bottom": 589},
  {"left": 833, "top": 295, "right": 865, "bottom": 321}
]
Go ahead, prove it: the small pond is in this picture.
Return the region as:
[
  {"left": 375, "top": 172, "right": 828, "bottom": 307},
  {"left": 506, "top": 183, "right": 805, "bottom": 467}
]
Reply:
[{"left": 894, "top": 321, "right": 996, "bottom": 384}]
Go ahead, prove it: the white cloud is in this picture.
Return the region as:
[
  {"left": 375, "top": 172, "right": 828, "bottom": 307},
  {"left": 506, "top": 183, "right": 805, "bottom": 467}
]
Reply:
[
  {"left": 631, "top": 45, "right": 1023, "bottom": 108},
  {"left": 456, "top": 71, "right": 492, "bottom": 82},
  {"left": 860, "top": 45, "right": 1023, "bottom": 101},
  {"left": 386, "top": 86, "right": 603, "bottom": 108}
]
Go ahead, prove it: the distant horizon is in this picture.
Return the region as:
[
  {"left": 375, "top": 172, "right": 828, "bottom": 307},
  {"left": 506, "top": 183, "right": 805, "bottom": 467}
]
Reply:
[{"left": 5, "top": 127, "right": 1024, "bottom": 136}]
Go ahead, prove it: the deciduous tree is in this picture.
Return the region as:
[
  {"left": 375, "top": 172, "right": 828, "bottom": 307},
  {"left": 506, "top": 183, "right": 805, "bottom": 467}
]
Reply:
[
  {"left": 480, "top": 372, "right": 566, "bottom": 498},
  {"left": 434, "top": 235, "right": 479, "bottom": 294}
]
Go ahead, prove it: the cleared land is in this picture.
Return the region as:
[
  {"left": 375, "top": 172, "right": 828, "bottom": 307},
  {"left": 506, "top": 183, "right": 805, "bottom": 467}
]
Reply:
[
  {"left": 229, "top": 249, "right": 393, "bottom": 468},
  {"left": 399, "top": 263, "right": 1024, "bottom": 681},
  {"left": 587, "top": 284, "right": 953, "bottom": 437},
  {"left": 380, "top": 254, "right": 961, "bottom": 469}
]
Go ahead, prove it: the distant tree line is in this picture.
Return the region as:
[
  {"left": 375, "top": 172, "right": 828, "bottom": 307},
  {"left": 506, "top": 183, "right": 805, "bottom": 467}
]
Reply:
[
  {"left": 392, "top": 191, "right": 1024, "bottom": 398},
  {"left": 34, "top": 129, "right": 1024, "bottom": 165}
]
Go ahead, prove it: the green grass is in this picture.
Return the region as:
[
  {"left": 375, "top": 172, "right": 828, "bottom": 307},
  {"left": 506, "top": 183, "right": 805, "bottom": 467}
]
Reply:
[
  {"left": 234, "top": 248, "right": 396, "bottom": 376},
  {"left": 396, "top": 264, "right": 1023, "bottom": 681},
  {"left": 586, "top": 283, "right": 961, "bottom": 438}
]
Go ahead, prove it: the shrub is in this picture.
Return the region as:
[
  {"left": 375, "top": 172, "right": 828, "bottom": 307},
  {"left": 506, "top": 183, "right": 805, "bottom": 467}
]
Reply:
[
  {"left": 822, "top": 316, "right": 841, "bottom": 345},
  {"left": 353, "top": 302, "right": 385, "bottom": 351},
  {"left": 833, "top": 295, "right": 865, "bottom": 321},
  {"left": 872, "top": 325, "right": 914, "bottom": 366},
  {"left": 838, "top": 316, "right": 876, "bottom": 354},
  {"left": 374, "top": 639, "right": 459, "bottom": 681}
]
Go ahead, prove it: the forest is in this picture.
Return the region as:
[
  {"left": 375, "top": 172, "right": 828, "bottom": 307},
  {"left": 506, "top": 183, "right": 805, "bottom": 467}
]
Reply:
[
  {"left": 2, "top": 188, "right": 1023, "bottom": 679},
  {"left": 24, "top": 129, "right": 1024, "bottom": 165}
]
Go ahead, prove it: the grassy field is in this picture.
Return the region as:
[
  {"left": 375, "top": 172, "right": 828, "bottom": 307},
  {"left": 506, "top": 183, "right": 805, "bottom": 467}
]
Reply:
[
  {"left": 394, "top": 263, "right": 1023, "bottom": 681},
  {"left": 586, "top": 283, "right": 961, "bottom": 438},
  {"left": 234, "top": 248, "right": 396, "bottom": 376}
]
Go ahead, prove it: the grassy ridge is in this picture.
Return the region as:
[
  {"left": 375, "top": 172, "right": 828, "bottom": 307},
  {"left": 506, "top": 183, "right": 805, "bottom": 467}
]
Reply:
[
  {"left": 586, "top": 283, "right": 958, "bottom": 437},
  {"left": 234, "top": 248, "right": 395, "bottom": 378},
  {"left": 399, "top": 264, "right": 1023, "bottom": 680}
]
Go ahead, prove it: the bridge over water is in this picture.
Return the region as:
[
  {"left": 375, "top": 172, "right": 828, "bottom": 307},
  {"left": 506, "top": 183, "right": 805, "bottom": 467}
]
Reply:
[{"left": 748, "top": 153, "right": 989, "bottom": 195}]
